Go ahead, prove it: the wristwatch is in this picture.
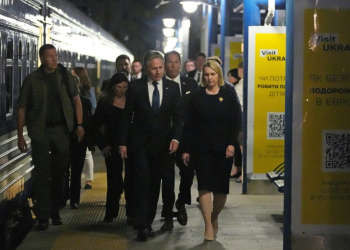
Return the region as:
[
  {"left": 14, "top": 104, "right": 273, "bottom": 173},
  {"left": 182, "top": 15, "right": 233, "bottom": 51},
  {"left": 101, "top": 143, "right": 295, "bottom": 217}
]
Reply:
[{"left": 76, "top": 123, "right": 83, "bottom": 127}]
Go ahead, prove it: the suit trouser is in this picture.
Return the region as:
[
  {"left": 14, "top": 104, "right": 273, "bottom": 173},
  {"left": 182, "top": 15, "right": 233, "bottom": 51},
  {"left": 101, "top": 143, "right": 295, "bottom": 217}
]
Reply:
[
  {"left": 31, "top": 125, "right": 70, "bottom": 220},
  {"left": 69, "top": 140, "right": 88, "bottom": 205},
  {"left": 104, "top": 148, "right": 124, "bottom": 218},
  {"left": 124, "top": 150, "right": 134, "bottom": 218},
  {"left": 162, "top": 151, "right": 194, "bottom": 207},
  {"left": 175, "top": 151, "right": 195, "bottom": 205},
  {"left": 134, "top": 146, "right": 175, "bottom": 230}
]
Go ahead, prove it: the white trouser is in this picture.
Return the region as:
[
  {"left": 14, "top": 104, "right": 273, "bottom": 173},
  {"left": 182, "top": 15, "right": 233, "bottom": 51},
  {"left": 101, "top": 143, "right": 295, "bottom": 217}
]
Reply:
[{"left": 83, "top": 149, "right": 94, "bottom": 181}]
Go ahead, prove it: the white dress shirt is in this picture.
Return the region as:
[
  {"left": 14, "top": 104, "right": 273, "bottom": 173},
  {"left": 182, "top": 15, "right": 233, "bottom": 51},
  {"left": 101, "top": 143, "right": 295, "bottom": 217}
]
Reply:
[
  {"left": 148, "top": 78, "right": 163, "bottom": 107},
  {"left": 132, "top": 72, "right": 142, "bottom": 79},
  {"left": 235, "top": 78, "right": 243, "bottom": 109},
  {"left": 165, "top": 74, "right": 181, "bottom": 96},
  {"left": 194, "top": 70, "right": 202, "bottom": 85}
]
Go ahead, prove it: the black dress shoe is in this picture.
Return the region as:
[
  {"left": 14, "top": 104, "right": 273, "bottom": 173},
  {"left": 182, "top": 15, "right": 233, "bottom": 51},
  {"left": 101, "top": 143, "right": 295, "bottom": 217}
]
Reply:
[
  {"left": 147, "top": 227, "right": 155, "bottom": 237},
  {"left": 84, "top": 184, "right": 92, "bottom": 189},
  {"left": 35, "top": 219, "right": 49, "bottom": 231},
  {"left": 175, "top": 201, "right": 188, "bottom": 226},
  {"left": 51, "top": 213, "right": 63, "bottom": 226},
  {"left": 70, "top": 204, "right": 79, "bottom": 209},
  {"left": 126, "top": 216, "right": 134, "bottom": 226},
  {"left": 137, "top": 228, "right": 149, "bottom": 241},
  {"left": 103, "top": 215, "right": 117, "bottom": 223},
  {"left": 161, "top": 219, "right": 174, "bottom": 230}
]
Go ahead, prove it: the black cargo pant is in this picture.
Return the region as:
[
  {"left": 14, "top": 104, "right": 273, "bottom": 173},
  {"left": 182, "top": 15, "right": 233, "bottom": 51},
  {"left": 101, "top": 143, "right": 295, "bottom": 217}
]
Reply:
[
  {"left": 31, "top": 125, "right": 70, "bottom": 220},
  {"left": 69, "top": 139, "right": 88, "bottom": 206}
]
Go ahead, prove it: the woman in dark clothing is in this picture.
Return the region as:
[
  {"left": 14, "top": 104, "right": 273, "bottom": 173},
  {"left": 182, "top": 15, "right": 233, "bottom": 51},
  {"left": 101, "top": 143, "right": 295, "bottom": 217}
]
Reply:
[
  {"left": 182, "top": 60, "right": 241, "bottom": 241},
  {"left": 68, "top": 74, "right": 93, "bottom": 209},
  {"left": 92, "top": 73, "right": 128, "bottom": 222}
]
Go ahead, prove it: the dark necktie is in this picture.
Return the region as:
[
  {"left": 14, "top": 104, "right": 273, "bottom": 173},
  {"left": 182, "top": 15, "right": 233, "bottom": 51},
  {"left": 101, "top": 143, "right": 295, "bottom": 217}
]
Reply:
[
  {"left": 152, "top": 81, "right": 160, "bottom": 113},
  {"left": 197, "top": 72, "right": 201, "bottom": 83}
]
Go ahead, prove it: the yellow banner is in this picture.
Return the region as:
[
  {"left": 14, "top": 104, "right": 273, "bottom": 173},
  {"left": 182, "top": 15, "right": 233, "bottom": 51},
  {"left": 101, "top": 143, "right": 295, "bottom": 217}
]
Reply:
[
  {"left": 253, "top": 32, "right": 286, "bottom": 174},
  {"left": 229, "top": 41, "right": 243, "bottom": 70},
  {"left": 214, "top": 47, "right": 220, "bottom": 57},
  {"left": 302, "top": 9, "right": 350, "bottom": 224}
]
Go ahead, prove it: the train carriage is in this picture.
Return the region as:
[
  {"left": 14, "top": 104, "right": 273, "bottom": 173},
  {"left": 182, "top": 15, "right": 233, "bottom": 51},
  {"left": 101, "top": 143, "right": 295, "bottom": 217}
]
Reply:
[{"left": 0, "top": 0, "right": 132, "bottom": 248}]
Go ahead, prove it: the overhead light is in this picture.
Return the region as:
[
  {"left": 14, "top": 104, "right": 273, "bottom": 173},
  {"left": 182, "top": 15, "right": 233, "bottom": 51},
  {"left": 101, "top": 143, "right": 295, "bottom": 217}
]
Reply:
[
  {"left": 180, "top": 1, "right": 200, "bottom": 13},
  {"left": 167, "top": 37, "right": 178, "bottom": 47},
  {"left": 163, "top": 28, "right": 175, "bottom": 37},
  {"left": 163, "top": 18, "right": 176, "bottom": 28}
]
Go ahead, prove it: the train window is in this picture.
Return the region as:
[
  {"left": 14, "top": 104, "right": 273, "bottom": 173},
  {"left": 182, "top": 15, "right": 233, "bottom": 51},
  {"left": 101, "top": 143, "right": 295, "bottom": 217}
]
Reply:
[
  {"left": 6, "top": 37, "right": 14, "bottom": 115},
  {"left": 7, "top": 38, "right": 13, "bottom": 59},
  {"left": 68, "top": 51, "right": 72, "bottom": 68},
  {"left": 6, "top": 66, "right": 13, "bottom": 115},
  {"left": 33, "top": 43, "right": 37, "bottom": 70},
  {"left": 19, "top": 40, "right": 22, "bottom": 59},
  {"left": 18, "top": 65, "right": 22, "bottom": 88},
  {"left": 26, "top": 41, "right": 30, "bottom": 75}
]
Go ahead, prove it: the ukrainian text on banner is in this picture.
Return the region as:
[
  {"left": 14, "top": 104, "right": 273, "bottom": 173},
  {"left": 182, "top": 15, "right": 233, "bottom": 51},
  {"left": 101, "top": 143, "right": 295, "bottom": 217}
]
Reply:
[
  {"left": 247, "top": 26, "right": 286, "bottom": 177},
  {"left": 302, "top": 9, "right": 350, "bottom": 224}
]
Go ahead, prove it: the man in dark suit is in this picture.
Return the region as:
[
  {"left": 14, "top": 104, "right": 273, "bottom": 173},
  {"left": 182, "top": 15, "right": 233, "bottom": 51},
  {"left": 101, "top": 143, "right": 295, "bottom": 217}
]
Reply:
[
  {"left": 119, "top": 50, "right": 183, "bottom": 241},
  {"left": 101, "top": 54, "right": 136, "bottom": 91},
  {"left": 187, "top": 52, "right": 206, "bottom": 84},
  {"left": 162, "top": 50, "right": 198, "bottom": 228}
]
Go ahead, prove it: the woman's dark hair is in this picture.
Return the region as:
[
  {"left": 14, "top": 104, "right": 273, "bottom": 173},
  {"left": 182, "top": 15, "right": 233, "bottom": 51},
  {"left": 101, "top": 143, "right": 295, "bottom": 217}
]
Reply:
[
  {"left": 228, "top": 68, "right": 241, "bottom": 84},
  {"left": 101, "top": 72, "right": 129, "bottom": 104}
]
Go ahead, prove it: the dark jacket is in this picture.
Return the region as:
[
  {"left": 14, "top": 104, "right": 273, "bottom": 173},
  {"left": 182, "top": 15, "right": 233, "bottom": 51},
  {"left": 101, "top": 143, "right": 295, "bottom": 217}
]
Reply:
[
  {"left": 187, "top": 69, "right": 198, "bottom": 79},
  {"left": 120, "top": 77, "right": 183, "bottom": 155},
  {"left": 183, "top": 87, "right": 241, "bottom": 154},
  {"left": 17, "top": 65, "right": 78, "bottom": 138}
]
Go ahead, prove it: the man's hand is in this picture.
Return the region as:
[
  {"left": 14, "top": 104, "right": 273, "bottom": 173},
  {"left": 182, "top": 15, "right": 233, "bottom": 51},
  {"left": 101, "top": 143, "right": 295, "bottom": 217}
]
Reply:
[
  {"left": 101, "top": 146, "right": 111, "bottom": 158},
  {"left": 182, "top": 153, "right": 190, "bottom": 166},
  {"left": 76, "top": 126, "right": 84, "bottom": 142},
  {"left": 169, "top": 140, "right": 179, "bottom": 154},
  {"left": 119, "top": 146, "right": 127, "bottom": 159},
  {"left": 225, "top": 145, "right": 235, "bottom": 158},
  {"left": 18, "top": 135, "right": 27, "bottom": 153}
]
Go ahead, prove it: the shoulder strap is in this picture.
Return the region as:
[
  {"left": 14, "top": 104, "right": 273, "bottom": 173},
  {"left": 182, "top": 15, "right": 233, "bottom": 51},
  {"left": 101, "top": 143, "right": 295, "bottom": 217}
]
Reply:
[{"left": 57, "top": 63, "right": 74, "bottom": 108}]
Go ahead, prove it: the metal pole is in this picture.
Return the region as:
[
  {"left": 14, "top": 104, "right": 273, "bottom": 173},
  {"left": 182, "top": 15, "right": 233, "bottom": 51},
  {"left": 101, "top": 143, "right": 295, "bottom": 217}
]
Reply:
[
  {"left": 219, "top": 0, "right": 226, "bottom": 68},
  {"left": 43, "top": 0, "right": 47, "bottom": 44},
  {"left": 242, "top": 0, "right": 260, "bottom": 194}
]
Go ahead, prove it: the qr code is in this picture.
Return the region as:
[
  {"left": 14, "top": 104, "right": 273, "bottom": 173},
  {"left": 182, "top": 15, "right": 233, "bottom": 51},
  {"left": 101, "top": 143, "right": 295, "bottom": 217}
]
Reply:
[
  {"left": 323, "top": 131, "right": 350, "bottom": 172},
  {"left": 267, "top": 112, "right": 285, "bottom": 140}
]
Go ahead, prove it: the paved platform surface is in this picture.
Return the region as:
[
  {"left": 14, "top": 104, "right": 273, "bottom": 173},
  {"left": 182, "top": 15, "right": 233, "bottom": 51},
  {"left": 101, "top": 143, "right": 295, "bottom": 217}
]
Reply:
[{"left": 18, "top": 153, "right": 283, "bottom": 250}]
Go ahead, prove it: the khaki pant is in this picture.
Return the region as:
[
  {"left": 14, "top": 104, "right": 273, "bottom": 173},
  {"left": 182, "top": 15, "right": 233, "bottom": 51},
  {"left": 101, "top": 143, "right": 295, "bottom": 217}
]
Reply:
[{"left": 31, "top": 125, "right": 70, "bottom": 220}]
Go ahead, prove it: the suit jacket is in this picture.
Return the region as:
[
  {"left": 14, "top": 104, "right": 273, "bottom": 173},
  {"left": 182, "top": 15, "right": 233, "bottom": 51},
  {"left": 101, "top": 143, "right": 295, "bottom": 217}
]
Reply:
[
  {"left": 163, "top": 75, "right": 198, "bottom": 120},
  {"left": 120, "top": 77, "right": 183, "bottom": 155},
  {"left": 183, "top": 87, "right": 241, "bottom": 154},
  {"left": 187, "top": 69, "right": 197, "bottom": 79},
  {"left": 198, "top": 81, "right": 242, "bottom": 131}
]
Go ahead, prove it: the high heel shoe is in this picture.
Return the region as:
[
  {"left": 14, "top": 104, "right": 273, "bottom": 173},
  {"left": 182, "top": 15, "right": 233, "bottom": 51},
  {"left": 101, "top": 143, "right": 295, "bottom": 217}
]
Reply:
[
  {"left": 230, "top": 170, "right": 242, "bottom": 178},
  {"left": 204, "top": 228, "right": 214, "bottom": 241}
]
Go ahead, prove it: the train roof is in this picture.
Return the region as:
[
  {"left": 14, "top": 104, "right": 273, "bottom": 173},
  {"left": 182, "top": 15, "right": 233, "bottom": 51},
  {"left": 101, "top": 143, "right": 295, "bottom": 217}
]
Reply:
[{"left": 47, "top": 0, "right": 133, "bottom": 61}]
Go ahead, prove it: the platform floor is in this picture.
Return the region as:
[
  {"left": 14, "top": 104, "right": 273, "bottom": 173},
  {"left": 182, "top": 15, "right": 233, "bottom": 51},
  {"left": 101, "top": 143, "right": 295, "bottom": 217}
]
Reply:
[{"left": 18, "top": 153, "right": 284, "bottom": 250}]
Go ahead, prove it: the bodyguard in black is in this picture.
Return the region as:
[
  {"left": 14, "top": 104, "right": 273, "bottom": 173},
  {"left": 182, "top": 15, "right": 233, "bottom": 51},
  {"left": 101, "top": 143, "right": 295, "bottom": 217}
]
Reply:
[
  {"left": 119, "top": 51, "right": 182, "bottom": 241},
  {"left": 162, "top": 51, "right": 198, "bottom": 228},
  {"left": 17, "top": 44, "right": 84, "bottom": 231}
]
